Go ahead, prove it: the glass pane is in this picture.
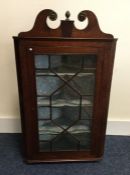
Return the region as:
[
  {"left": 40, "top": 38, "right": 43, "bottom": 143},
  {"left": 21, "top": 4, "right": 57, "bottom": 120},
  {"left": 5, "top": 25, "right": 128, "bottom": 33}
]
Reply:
[
  {"left": 70, "top": 74, "right": 95, "bottom": 95},
  {"left": 82, "top": 96, "right": 94, "bottom": 106},
  {"left": 50, "top": 55, "right": 62, "bottom": 68},
  {"left": 38, "top": 120, "right": 63, "bottom": 140},
  {"left": 84, "top": 55, "right": 97, "bottom": 68},
  {"left": 68, "top": 120, "right": 91, "bottom": 134},
  {"left": 81, "top": 106, "right": 93, "bottom": 119},
  {"left": 37, "top": 96, "right": 50, "bottom": 106},
  {"left": 34, "top": 54, "right": 97, "bottom": 152},
  {"left": 52, "top": 132, "right": 79, "bottom": 151},
  {"left": 36, "top": 76, "right": 63, "bottom": 96},
  {"left": 35, "top": 55, "right": 49, "bottom": 69},
  {"left": 68, "top": 120, "right": 91, "bottom": 150},
  {"left": 61, "top": 73, "right": 95, "bottom": 95},
  {"left": 39, "top": 141, "right": 50, "bottom": 152},
  {"left": 51, "top": 55, "right": 82, "bottom": 74},
  {"left": 74, "top": 133, "right": 91, "bottom": 150},
  {"left": 37, "top": 107, "right": 50, "bottom": 120},
  {"left": 51, "top": 85, "right": 80, "bottom": 107},
  {"left": 52, "top": 106, "right": 79, "bottom": 129}
]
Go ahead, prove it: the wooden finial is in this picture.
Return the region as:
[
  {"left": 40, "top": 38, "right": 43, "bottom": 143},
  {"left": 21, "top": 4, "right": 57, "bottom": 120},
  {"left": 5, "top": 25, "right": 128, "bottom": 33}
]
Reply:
[{"left": 65, "top": 11, "right": 71, "bottom": 20}]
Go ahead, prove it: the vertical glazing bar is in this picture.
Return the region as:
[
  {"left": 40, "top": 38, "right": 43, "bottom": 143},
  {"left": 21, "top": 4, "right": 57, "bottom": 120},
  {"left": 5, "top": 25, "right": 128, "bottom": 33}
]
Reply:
[
  {"left": 79, "top": 95, "right": 82, "bottom": 120},
  {"left": 81, "top": 56, "right": 84, "bottom": 69},
  {"left": 77, "top": 141, "right": 81, "bottom": 150},
  {"left": 48, "top": 54, "right": 51, "bottom": 69},
  {"left": 49, "top": 55, "right": 52, "bottom": 121},
  {"left": 50, "top": 95, "right": 52, "bottom": 120},
  {"left": 50, "top": 141, "right": 53, "bottom": 152}
]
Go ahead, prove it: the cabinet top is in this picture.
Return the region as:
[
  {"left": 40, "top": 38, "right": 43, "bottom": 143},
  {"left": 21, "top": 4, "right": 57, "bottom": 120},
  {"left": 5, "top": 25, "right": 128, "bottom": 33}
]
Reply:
[{"left": 15, "top": 9, "right": 116, "bottom": 40}]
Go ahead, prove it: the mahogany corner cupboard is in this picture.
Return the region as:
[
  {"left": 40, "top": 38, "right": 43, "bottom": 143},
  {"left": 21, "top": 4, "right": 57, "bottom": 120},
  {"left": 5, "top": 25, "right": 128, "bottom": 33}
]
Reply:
[{"left": 13, "top": 9, "right": 117, "bottom": 163}]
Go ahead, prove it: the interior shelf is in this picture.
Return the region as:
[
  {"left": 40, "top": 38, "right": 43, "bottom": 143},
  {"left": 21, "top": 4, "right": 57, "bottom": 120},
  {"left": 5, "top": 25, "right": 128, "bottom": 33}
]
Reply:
[
  {"left": 37, "top": 97, "right": 93, "bottom": 107},
  {"left": 38, "top": 119, "right": 91, "bottom": 139},
  {"left": 37, "top": 105, "right": 93, "bottom": 121},
  {"left": 36, "top": 71, "right": 95, "bottom": 76}
]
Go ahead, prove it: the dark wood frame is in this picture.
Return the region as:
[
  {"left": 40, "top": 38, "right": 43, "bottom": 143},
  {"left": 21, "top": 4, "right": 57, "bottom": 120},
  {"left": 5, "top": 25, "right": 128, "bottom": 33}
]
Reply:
[{"left": 13, "top": 9, "right": 117, "bottom": 163}]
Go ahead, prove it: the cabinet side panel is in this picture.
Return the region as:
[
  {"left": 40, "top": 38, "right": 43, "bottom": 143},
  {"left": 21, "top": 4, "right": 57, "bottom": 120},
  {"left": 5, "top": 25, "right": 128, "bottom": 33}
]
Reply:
[
  {"left": 91, "top": 41, "right": 117, "bottom": 157},
  {"left": 13, "top": 38, "right": 27, "bottom": 157},
  {"left": 13, "top": 39, "right": 39, "bottom": 159},
  {"left": 97, "top": 41, "right": 117, "bottom": 156}
]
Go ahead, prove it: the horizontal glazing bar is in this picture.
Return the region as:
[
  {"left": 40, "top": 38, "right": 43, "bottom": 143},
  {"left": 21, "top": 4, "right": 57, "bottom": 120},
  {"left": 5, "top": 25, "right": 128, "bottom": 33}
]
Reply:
[
  {"left": 35, "top": 72, "right": 95, "bottom": 76},
  {"left": 35, "top": 67, "right": 96, "bottom": 71}
]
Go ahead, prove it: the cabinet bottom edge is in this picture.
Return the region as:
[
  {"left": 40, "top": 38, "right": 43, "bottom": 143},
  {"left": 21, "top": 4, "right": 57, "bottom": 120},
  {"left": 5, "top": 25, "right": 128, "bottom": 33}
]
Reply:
[{"left": 24, "top": 157, "right": 103, "bottom": 164}]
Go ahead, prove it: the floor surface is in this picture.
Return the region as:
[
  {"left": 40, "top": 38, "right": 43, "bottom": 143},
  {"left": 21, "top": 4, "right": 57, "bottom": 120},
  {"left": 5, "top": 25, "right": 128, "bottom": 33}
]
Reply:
[{"left": 0, "top": 134, "right": 130, "bottom": 175}]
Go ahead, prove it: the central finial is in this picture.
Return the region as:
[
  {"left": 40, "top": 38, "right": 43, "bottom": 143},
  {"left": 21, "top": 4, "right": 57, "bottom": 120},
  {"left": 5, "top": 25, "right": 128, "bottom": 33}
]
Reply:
[{"left": 65, "top": 11, "right": 70, "bottom": 20}]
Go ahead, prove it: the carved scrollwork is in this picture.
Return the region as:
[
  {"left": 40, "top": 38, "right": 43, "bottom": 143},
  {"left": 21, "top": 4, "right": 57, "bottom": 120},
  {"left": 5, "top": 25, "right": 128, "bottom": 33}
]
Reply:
[
  {"left": 78, "top": 11, "right": 87, "bottom": 22},
  {"left": 77, "top": 10, "right": 100, "bottom": 31},
  {"left": 18, "top": 9, "right": 113, "bottom": 38},
  {"left": 48, "top": 11, "right": 57, "bottom": 21}
]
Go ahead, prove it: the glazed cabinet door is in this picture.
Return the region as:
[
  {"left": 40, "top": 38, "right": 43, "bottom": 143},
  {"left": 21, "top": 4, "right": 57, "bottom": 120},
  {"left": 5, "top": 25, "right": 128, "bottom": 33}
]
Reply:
[{"left": 16, "top": 40, "right": 111, "bottom": 162}]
